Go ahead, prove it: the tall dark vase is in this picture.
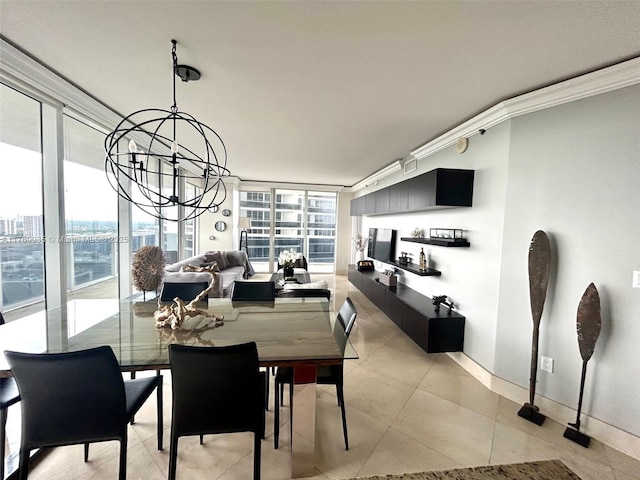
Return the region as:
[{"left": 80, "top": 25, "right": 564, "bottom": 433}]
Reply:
[{"left": 283, "top": 266, "right": 294, "bottom": 278}]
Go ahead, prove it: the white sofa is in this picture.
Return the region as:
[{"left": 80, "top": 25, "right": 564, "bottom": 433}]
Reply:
[{"left": 163, "top": 251, "right": 254, "bottom": 298}]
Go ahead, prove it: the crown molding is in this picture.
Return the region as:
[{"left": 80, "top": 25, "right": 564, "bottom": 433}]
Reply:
[
  {"left": 1, "top": 38, "right": 122, "bottom": 131},
  {"left": 350, "top": 159, "right": 403, "bottom": 193},
  {"left": 411, "top": 56, "right": 640, "bottom": 161}
]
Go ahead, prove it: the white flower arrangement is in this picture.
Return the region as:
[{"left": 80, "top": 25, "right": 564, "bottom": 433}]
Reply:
[
  {"left": 351, "top": 234, "right": 370, "bottom": 252},
  {"left": 410, "top": 227, "right": 424, "bottom": 238},
  {"left": 278, "top": 248, "right": 301, "bottom": 267}
]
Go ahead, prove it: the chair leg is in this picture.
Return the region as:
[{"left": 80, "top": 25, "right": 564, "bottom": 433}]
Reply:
[
  {"left": 157, "top": 379, "right": 163, "bottom": 450},
  {"left": 1, "top": 408, "right": 7, "bottom": 480},
  {"left": 264, "top": 368, "right": 269, "bottom": 411},
  {"left": 288, "top": 381, "right": 293, "bottom": 447},
  {"left": 18, "top": 448, "right": 29, "bottom": 480},
  {"left": 168, "top": 434, "right": 179, "bottom": 480},
  {"left": 253, "top": 431, "right": 261, "bottom": 480},
  {"left": 130, "top": 372, "right": 136, "bottom": 425},
  {"left": 274, "top": 379, "right": 280, "bottom": 449},
  {"left": 118, "top": 435, "right": 127, "bottom": 480},
  {"left": 337, "top": 385, "right": 349, "bottom": 450},
  {"left": 84, "top": 443, "right": 89, "bottom": 462},
  {"left": 200, "top": 434, "right": 204, "bottom": 445}
]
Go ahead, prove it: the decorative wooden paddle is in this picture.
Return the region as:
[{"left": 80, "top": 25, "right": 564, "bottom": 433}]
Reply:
[
  {"left": 564, "top": 282, "right": 601, "bottom": 448},
  {"left": 518, "top": 230, "right": 551, "bottom": 425}
]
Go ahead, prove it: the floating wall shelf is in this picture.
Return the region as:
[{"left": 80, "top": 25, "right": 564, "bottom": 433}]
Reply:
[
  {"left": 400, "top": 237, "right": 470, "bottom": 247},
  {"left": 387, "top": 260, "right": 442, "bottom": 276}
]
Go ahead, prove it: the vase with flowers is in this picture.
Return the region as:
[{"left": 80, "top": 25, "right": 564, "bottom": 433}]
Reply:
[
  {"left": 352, "top": 233, "right": 370, "bottom": 263},
  {"left": 278, "top": 248, "right": 300, "bottom": 277}
]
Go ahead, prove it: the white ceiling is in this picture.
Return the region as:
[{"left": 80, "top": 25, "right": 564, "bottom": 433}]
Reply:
[{"left": 1, "top": 1, "right": 639, "bottom": 187}]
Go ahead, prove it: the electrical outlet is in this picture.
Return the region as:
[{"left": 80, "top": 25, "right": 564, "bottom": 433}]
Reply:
[
  {"left": 633, "top": 270, "right": 640, "bottom": 288},
  {"left": 541, "top": 356, "right": 554, "bottom": 373}
]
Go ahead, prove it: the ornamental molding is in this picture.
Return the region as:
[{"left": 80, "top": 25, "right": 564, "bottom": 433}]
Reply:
[{"left": 410, "top": 57, "right": 640, "bottom": 161}]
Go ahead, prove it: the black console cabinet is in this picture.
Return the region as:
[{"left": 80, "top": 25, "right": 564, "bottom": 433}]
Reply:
[{"left": 348, "top": 265, "right": 465, "bottom": 353}]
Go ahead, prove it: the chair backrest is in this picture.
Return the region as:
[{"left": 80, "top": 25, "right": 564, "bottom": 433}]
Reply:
[
  {"left": 5, "top": 346, "right": 127, "bottom": 450},
  {"left": 0, "top": 311, "right": 4, "bottom": 325},
  {"left": 168, "top": 342, "right": 263, "bottom": 435},
  {"left": 160, "top": 281, "right": 210, "bottom": 302},
  {"left": 277, "top": 288, "right": 331, "bottom": 299},
  {"left": 231, "top": 281, "right": 276, "bottom": 301},
  {"left": 336, "top": 297, "right": 357, "bottom": 336}
]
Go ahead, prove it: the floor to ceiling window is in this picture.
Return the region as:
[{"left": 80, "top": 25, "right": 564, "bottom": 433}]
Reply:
[
  {"left": 0, "top": 85, "right": 45, "bottom": 317},
  {"left": 239, "top": 188, "right": 336, "bottom": 273},
  {"left": 63, "top": 115, "right": 118, "bottom": 299},
  {"left": 306, "top": 191, "right": 336, "bottom": 272},
  {"left": 238, "top": 191, "right": 272, "bottom": 270}
]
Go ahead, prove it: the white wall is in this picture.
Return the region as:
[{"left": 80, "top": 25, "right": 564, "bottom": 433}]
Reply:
[
  {"left": 360, "top": 121, "right": 511, "bottom": 371},
  {"left": 495, "top": 84, "right": 640, "bottom": 436},
  {"left": 353, "top": 84, "right": 640, "bottom": 437}
]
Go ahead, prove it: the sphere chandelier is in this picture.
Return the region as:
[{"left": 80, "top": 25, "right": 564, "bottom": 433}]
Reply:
[{"left": 104, "top": 39, "right": 229, "bottom": 222}]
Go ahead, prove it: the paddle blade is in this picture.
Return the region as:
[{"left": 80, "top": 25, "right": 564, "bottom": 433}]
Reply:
[
  {"left": 528, "top": 230, "right": 551, "bottom": 325},
  {"left": 576, "top": 283, "right": 601, "bottom": 362}
]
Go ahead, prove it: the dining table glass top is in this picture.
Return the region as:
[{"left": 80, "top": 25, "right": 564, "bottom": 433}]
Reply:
[{"left": 0, "top": 297, "right": 358, "bottom": 375}]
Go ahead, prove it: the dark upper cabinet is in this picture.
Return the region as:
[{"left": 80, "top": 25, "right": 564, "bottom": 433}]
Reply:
[
  {"left": 388, "top": 181, "right": 409, "bottom": 212},
  {"left": 349, "top": 196, "right": 365, "bottom": 216},
  {"left": 350, "top": 168, "right": 474, "bottom": 216},
  {"left": 364, "top": 192, "right": 377, "bottom": 215},
  {"left": 375, "top": 187, "right": 389, "bottom": 214}
]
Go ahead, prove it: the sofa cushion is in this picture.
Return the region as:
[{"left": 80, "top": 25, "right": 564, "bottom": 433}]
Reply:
[{"left": 282, "top": 280, "right": 328, "bottom": 290}]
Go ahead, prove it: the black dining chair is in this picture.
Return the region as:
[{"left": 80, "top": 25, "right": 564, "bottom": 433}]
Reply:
[
  {"left": 168, "top": 343, "right": 265, "bottom": 480},
  {"left": 5, "top": 346, "right": 163, "bottom": 480},
  {"left": 231, "top": 281, "right": 276, "bottom": 301},
  {"left": 274, "top": 297, "right": 357, "bottom": 450},
  {"left": 160, "top": 281, "right": 211, "bottom": 302},
  {"left": 230, "top": 281, "right": 276, "bottom": 411},
  {"left": 1, "top": 311, "right": 21, "bottom": 480}
]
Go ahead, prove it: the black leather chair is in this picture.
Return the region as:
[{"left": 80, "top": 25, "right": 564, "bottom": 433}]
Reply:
[
  {"left": 277, "top": 288, "right": 331, "bottom": 299},
  {"left": 160, "top": 281, "right": 210, "bottom": 302},
  {"left": 231, "top": 281, "right": 276, "bottom": 301},
  {"left": 168, "top": 343, "right": 265, "bottom": 480},
  {"left": 1, "top": 311, "right": 21, "bottom": 480},
  {"left": 274, "top": 297, "right": 357, "bottom": 450},
  {"left": 5, "top": 346, "right": 163, "bottom": 480}
]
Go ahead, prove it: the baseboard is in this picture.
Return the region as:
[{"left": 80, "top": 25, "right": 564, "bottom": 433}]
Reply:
[{"left": 446, "top": 351, "right": 640, "bottom": 461}]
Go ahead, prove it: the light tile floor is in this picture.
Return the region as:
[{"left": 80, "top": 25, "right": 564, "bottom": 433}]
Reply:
[{"left": 7, "top": 274, "right": 640, "bottom": 480}]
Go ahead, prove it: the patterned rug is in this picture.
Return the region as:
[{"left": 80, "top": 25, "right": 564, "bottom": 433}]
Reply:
[{"left": 348, "top": 460, "right": 581, "bottom": 480}]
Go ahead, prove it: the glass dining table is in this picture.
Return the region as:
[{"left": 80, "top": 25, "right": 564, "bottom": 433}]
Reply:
[{"left": 0, "top": 296, "right": 358, "bottom": 478}]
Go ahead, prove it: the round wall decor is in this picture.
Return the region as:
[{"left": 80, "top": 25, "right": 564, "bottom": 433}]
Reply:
[
  {"left": 215, "top": 221, "right": 226, "bottom": 232},
  {"left": 209, "top": 205, "right": 219, "bottom": 213},
  {"left": 222, "top": 209, "right": 231, "bottom": 217}
]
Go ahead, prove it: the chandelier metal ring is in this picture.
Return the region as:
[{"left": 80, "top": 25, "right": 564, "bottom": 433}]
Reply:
[{"left": 104, "top": 39, "right": 229, "bottom": 222}]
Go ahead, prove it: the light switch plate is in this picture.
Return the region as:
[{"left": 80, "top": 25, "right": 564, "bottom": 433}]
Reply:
[{"left": 633, "top": 270, "right": 640, "bottom": 288}]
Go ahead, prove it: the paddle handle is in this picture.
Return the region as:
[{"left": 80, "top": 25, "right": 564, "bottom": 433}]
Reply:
[
  {"left": 527, "top": 323, "right": 541, "bottom": 405},
  {"left": 570, "top": 360, "right": 588, "bottom": 431}
]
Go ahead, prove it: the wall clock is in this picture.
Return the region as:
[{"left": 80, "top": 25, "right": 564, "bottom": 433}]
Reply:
[
  {"left": 222, "top": 209, "right": 231, "bottom": 217},
  {"left": 215, "top": 221, "right": 226, "bottom": 232}
]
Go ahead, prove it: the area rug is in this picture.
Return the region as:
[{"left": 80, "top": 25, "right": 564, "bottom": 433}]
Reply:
[{"left": 348, "top": 459, "right": 581, "bottom": 480}]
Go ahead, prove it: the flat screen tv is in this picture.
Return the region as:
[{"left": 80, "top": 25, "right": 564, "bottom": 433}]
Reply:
[{"left": 367, "top": 228, "right": 397, "bottom": 263}]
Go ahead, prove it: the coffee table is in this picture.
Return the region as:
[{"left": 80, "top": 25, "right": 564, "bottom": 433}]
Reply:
[{"left": 270, "top": 269, "right": 311, "bottom": 289}]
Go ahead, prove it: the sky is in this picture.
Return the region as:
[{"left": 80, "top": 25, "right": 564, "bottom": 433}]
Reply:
[{"left": 0, "top": 142, "right": 118, "bottom": 222}]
